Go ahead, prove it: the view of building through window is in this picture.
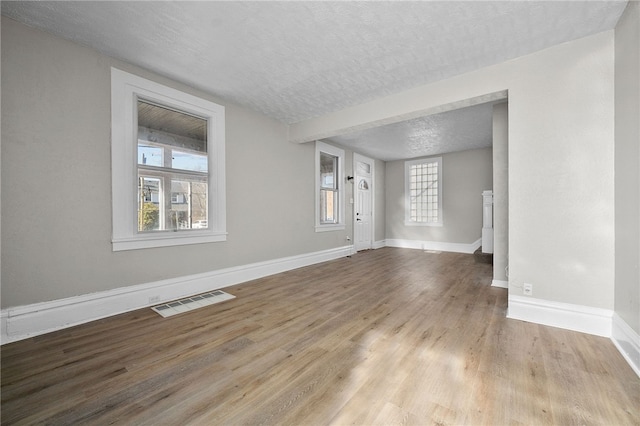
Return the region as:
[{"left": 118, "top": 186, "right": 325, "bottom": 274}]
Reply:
[{"left": 137, "top": 100, "right": 209, "bottom": 232}]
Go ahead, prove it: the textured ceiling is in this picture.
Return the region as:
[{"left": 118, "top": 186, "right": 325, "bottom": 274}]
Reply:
[
  {"left": 2, "top": 1, "right": 627, "bottom": 159},
  {"left": 327, "top": 101, "right": 501, "bottom": 162}
]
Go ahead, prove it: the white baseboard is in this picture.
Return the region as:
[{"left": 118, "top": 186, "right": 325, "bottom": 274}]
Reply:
[
  {"left": 372, "top": 239, "right": 387, "bottom": 249},
  {"left": 491, "top": 279, "right": 508, "bottom": 289},
  {"left": 507, "top": 295, "right": 613, "bottom": 337},
  {"left": 0, "top": 245, "right": 354, "bottom": 345},
  {"left": 611, "top": 313, "right": 640, "bottom": 377},
  {"left": 385, "top": 238, "right": 481, "bottom": 254}
]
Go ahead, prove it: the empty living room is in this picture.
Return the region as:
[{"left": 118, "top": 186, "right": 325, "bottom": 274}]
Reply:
[{"left": 1, "top": 1, "right": 639, "bottom": 425}]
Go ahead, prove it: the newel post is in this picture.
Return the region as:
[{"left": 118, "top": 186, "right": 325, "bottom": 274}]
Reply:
[{"left": 482, "top": 190, "right": 494, "bottom": 254}]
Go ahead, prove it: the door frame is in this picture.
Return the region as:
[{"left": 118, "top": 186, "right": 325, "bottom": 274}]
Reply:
[{"left": 353, "top": 153, "right": 375, "bottom": 251}]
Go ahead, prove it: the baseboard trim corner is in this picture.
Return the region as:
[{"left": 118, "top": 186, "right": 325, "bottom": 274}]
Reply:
[
  {"left": 372, "top": 240, "right": 387, "bottom": 250},
  {"left": 611, "top": 313, "right": 640, "bottom": 378},
  {"left": 507, "top": 295, "right": 613, "bottom": 338},
  {"left": 1, "top": 245, "right": 354, "bottom": 345},
  {"left": 491, "top": 280, "right": 508, "bottom": 289}
]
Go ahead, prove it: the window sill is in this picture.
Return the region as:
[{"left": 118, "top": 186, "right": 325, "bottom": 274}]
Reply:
[
  {"left": 315, "top": 224, "right": 345, "bottom": 233},
  {"left": 112, "top": 231, "right": 227, "bottom": 251},
  {"left": 404, "top": 221, "right": 443, "bottom": 227}
]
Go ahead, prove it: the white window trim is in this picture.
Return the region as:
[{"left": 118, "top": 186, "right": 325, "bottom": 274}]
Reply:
[
  {"left": 315, "top": 141, "right": 345, "bottom": 232},
  {"left": 404, "top": 156, "right": 443, "bottom": 227},
  {"left": 111, "top": 68, "right": 226, "bottom": 251}
]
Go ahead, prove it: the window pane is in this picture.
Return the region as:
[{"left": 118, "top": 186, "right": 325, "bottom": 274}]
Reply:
[
  {"left": 138, "top": 144, "right": 163, "bottom": 167},
  {"left": 409, "top": 160, "right": 439, "bottom": 223},
  {"left": 137, "top": 100, "right": 209, "bottom": 173},
  {"left": 169, "top": 180, "right": 190, "bottom": 230},
  {"left": 191, "top": 182, "right": 208, "bottom": 226},
  {"left": 357, "top": 161, "right": 370, "bottom": 175},
  {"left": 138, "top": 176, "right": 208, "bottom": 232},
  {"left": 320, "top": 152, "right": 337, "bottom": 189},
  {"left": 167, "top": 179, "right": 208, "bottom": 231},
  {"left": 320, "top": 189, "right": 337, "bottom": 224},
  {"left": 138, "top": 177, "right": 160, "bottom": 231},
  {"left": 137, "top": 100, "right": 207, "bottom": 153},
  {"left": 171, "top": 150, "right": 208, "bottom": 172}
]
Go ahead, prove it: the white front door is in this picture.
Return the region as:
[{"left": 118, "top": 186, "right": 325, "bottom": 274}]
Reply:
[{"left": 354, "top": 153, "right": 374, "bottom": 251}]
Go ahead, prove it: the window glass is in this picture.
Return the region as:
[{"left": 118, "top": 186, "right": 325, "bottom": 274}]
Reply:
[
  {"left": 138, "top": 144, "right": 163, "bottom": 167},
  {"left": 319, "top": 152, "right": 338, "bottom": 224},
  {"left": 137, "top": 100, "right": 207, "bottom": 151},
  {"left": 136, "top": 99, "right": 209, "bottom": 232},
  {"left": 357, "top": 161, "right": 371, "bottom": 175},
  {"left": 320, "top": 152, "right": 336, "bottom": 189},
  {"left": 405, "top": 157, "right": 442, "bottom": 226},
  {"left": 315, "top": 141, "right": 345, "bottom": 231},
  {"left": 320, "top": 189, "right": 337, "bottom": 224},
  {"left": 171, "top": 151, "right": 208, "bottom": 172},
  {"left": 138, "top": 177, "right": 161, "bottom": 231}
]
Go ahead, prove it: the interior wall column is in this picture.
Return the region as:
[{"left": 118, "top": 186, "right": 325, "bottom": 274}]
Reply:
[{"left": 492, "top": 102, "right": 509, "bottom": 287}]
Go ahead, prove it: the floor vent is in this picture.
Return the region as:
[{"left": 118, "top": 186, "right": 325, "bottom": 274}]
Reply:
[{"left": 151, "top": 290, "right": 235, "bottom": 318}]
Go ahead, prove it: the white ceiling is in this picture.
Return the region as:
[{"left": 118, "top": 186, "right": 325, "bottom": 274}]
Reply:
[
  {"left": 328, "top": 100, "right": 503, "bottom": 161},
  {"left": 2, "top": 1, "right": 627, "bottom": 160}
]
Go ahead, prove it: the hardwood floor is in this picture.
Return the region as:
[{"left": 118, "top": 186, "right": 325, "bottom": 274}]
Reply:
[{"left": 2, "top": 248, "right": 638, "bottom": 425}]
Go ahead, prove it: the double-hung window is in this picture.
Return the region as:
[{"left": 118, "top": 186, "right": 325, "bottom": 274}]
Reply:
[
  {"left": 136, "top": 100, "right": 209, "bottom": 232},
  {"left": 405, "top": 157, "right": 443, "bottom": 226},
  {"left": 111, "top": 68, "right": 226, "bottom": 251},
  {"left": 315, "top": 141, "right": 345, "bottom": 232}
]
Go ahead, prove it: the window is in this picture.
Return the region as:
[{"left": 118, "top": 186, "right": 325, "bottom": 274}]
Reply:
[
  {"left": 315, "top": 141, "right": 345, "bottom": 231},
  {"left": 405, "top": 157, "right": 443, "bottom": 226},
  {"left": 111, "top": 68, "right": 226, "bottom": 250},
  {"left": 137, "top": 101, "right": 208, "bottom": 232},
  {"left": 320, "top": 152, "right": 338, "bottom": 224}
]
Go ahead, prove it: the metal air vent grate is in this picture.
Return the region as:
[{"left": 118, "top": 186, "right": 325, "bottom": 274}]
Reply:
[{"left": 151, "top": 290, "right": 235, "bottom": 318}]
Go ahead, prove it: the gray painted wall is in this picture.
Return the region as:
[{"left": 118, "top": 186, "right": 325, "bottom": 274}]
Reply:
[
  {"left": 0, "top": 18, "right": 362, "bottom": 308},
  {"left": 385, "top": 147, "right": 493, "bottom": 244},
  {"left": 290, "top": 31, "right": 616, "bottom": 310},
  {"left": 2, "top": 12, "right": 633, "bottom": 334},
  {"left": 614, "top": 1, "right": 640, "bottom": 334},
  {"left": 493, "top": 103, "right": 508, "bottom": 282}
]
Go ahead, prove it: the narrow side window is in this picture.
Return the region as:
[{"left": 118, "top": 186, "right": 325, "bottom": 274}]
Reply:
[{"left": 315, "top": 141, "right": 345, "bottom": 232}]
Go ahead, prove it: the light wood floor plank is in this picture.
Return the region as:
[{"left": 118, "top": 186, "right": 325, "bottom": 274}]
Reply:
[{"left": 2, "top": 248, "right": 638, "bottom": 425}]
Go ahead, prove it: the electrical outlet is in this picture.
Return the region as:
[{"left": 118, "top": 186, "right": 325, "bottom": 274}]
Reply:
[
  {"left": 523, "top": 283, "right": 533, "bottom": 296},
  {"left": 149, "top": 295, "right": 161, "bottom": 304}
]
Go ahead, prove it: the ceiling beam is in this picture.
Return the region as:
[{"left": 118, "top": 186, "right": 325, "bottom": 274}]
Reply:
[{"left": 288, "top": 68, "right": 508, "bottom": 144}]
